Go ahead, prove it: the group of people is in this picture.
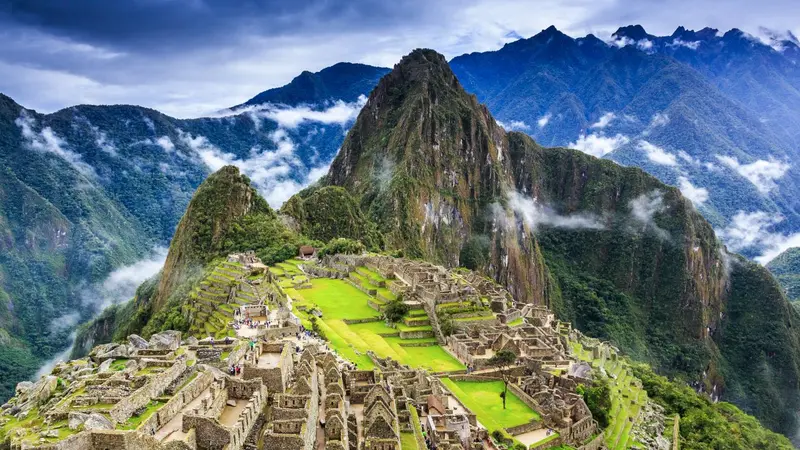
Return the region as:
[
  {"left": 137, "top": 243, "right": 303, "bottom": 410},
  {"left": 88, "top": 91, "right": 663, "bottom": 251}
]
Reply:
[
  {"left": 228, "top": 364, "right": 243, "bottom": 376},
  {"left": 233, "top": 317, "right": 262, "bottom": 330}
]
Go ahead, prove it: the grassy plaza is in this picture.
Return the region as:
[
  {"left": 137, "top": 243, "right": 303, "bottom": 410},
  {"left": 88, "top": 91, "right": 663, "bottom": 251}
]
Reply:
[{"left": 287, "top": 276, "right": 464, "bottom": 372}]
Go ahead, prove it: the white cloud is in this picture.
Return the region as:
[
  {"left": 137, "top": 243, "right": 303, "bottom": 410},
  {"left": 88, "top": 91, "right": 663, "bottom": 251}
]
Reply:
[
  {"left": 678, "top": 176, "right": 709, "bottom": 207},
  {"left": 629, "top": 190, "right": 670, "bottom": 240},
  {"left": 568, "top": 133, "right": 629, "bottom": 158},
  {"left": 505, "top": 191, "right": 605, "bottom": 231},
  {"left": 214, "top": 95, "right": 367, "bottom": 129},
  {"left": 178, "top": 128, "right": 328, "bottom": 207},
  {"left": 638, "top": 140, "right": 679, "bottom": 166},
  {"left": 49, "top": 312, "right": 81, "bottom": 333},
  {"left": 155, "top": 136, "right": 175, "bottom": 153},
  {"left": 678, "top": 151, "right": 718, "bottom": 171},
  {"left": 537, "top": 113, "right": 551, "bottom": 128},
  {"left": 649, "top": 112, "right": 670, "bottom": 128},
  {"left": 15, "top": 111, "right": 95, "bottom": 176},
  {"left": 35, "top": 247, "right": 168, "bottom": 378},
  {"left": 91, "top": 126, "right": 117, "bottom": 156},
  {"left": 715, "top": 155, "right": 790, "bottom": 194},
  {"left": 715, "top": 210, "right": 800, "bottom": 264},
  {"left": 590, "top": 112, "right": 616, "bottom": 129},
  {"left": 668, "top": 38, "right": 701, "bottom": 50},
  {"left": 496, "top": 119, "right": 530, "bottom": 131},
  {"left": 607, "top": 36, "right": 655, "bottom": 52}
]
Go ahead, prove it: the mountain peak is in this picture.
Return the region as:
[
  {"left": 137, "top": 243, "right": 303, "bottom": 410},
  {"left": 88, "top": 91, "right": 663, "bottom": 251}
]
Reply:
[
  {"left": 393, "top": 48, "right": 454, "bottom": 78},
  {"left": 151, "top": 165, "right": 271, "bottom": 310},
  {"left": 613, "top": 24, "right": 654, "bottom": 41}
]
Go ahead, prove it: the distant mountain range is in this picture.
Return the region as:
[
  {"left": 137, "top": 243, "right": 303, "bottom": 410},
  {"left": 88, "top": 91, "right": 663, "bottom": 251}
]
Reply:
[{"left": 2, "top": 23, "right": 800, "bottom": 419}]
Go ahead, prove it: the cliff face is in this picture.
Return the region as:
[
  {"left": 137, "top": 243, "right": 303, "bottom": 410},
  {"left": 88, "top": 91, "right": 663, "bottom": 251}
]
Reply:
[
  {"left": 328, "top": 49, "right": 548, "bottom": 304},
  {"left": 318, "top": 48, "right": 800, "bottom": 436}
]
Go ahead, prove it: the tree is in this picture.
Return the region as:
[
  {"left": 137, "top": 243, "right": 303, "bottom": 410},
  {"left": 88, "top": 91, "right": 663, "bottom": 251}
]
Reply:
[
  {"left": 488, "top": 349, "right": 517, "bottom": 410},
  {"left": 384, "top": 299, "right": 410, "bottom": 323},
  {"left": 577, "top": 379, "right": 612, "bottom": 429}
]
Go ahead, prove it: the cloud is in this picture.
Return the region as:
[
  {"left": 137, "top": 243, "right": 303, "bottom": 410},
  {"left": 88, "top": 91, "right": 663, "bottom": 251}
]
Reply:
[
  {"left": 668, "top": 38, "right": 701, "bottom": 49},
  {"left": 638, "top": 140, "right": 679, "bottom": 166},
  {"left": 49, "top": 312, "right": 81, "bottom": 333},
  {"left": 504, "top": 190, "right": 605, "bottom": 231},
  {"left": 568, "top": 133, "right": 629, "bottom": 158},
  {"left": 178, "top": 128, "right": 328, "bottom": 207},
  {"left": 496, "top": 119, "right": 530, "bottom": 131},
  {"left": 155, "top": 136, "right": 175, "bottom": 153},
  {"left": 715, "top": 155, "right": 789, "bottom": 193},
  {"left": 677, "top": 176, "right": 709, "bottom": 206},
  {"left": 80, "top": 247, "right": 169, "bottom": 311},
  {"left": 678, "top": 150, "right": 718, "bottom": 171},
  {"left": 537, "top": 113, "right": 551, "bottom": 128},
  {"left": 715, "top": 210, "right": 800, "bottom": 264},
  {"left": 91, "top": 126, "right": 117, "bottom": 156},
  {"left": 216, "top": 96, "right": 367, "bottom": 129},
  {"left": 607, "top": 36, "right": 655, "bottom": 52},
  {"left": 34, "top": 332, "right": 76, "bottom": 379},
  {"left": 648, "top": 112, "right": 669, "bottom": 128},
  {"left": 15, "top": 111, "right": 96, "bottom": 176},
  {"left": 629, "top": 190, "right": 670, "bottom": 240},
  {"left": 590, "top": 112, "right": 616, "bottom": 129}
]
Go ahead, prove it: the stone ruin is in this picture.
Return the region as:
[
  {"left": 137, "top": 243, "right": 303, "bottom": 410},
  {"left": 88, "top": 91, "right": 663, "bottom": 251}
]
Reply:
[{"left": 0, "top": 252, "right": 607, "bottom": 450}]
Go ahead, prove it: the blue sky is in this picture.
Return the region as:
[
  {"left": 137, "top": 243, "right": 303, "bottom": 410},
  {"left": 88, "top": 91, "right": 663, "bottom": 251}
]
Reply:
[{"left": 1, "top": 0, "right": 798, "bottom": 117}]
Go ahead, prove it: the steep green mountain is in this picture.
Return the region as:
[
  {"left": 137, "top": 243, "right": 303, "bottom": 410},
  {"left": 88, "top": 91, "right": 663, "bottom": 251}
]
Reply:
[
  {"left": 0, "top": 95, "right": 154, "bottom": 400},
  {"left": 72, "top": 165, "right": 312, "bottom": 354},
  {"left": 0, "top": 70, "right": 368, "bottom": 397},
  {"left": 768, "top": 247, "right": 800, "bottom": 302},
  {"left": 302, "top": 48, "right": 800, "bottom": 439}
]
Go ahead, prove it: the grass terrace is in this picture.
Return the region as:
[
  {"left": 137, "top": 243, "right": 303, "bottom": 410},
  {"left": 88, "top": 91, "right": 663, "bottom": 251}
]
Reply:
[
  {"left": 289, "top": 278, "right": 463, "bottom": 373},
  {"left": 400, "top": 432, "right": 419, "bottom": 450},
  {"left": 570, "top": 341, "right": 646, "bottom": 450},
  {"left": 441, "top": 379, "right": 540, "bottom": 435}
]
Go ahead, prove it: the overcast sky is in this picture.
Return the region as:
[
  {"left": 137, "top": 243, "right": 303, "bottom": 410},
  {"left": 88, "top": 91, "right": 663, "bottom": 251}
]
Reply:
[{"left": 1, "top": 0, "right": 799, "bottom": 118}]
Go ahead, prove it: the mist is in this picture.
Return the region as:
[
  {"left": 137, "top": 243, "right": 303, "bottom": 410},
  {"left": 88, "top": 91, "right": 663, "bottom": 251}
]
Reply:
[{"left": 33, "top": 247, "right": 167, "bottom": 380}]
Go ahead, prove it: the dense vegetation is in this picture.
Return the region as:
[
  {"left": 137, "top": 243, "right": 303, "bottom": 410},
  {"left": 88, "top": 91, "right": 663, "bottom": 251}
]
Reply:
[
  {"left": 280, "top": 186, "right": 383, "bottom": 250},
  {"left": 767, "top": 247, "right": 800, "bottom": 303},
  {"left": 576, "top": 379, "right": 612, "bottom": 429},
  {"left": 632, "top": 363, "right": 795, "bottom": 449}
]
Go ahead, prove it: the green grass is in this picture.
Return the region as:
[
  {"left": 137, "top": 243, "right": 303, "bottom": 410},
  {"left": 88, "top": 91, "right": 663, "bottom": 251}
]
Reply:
[
  {"left": 119, "top": 400, "right": 167, "bottom": 430},
  {"left": 441, "top": 379, "right": 540, "bottom": 431},
  {"left": 294, "top": 279, "right": 380, "bottom": 320},
  {"left": 507, "top": 317, "right": 524, "bottom": 327},
  {"left": 400, "top": 432, "right": 419, "bottom": 450},
  {"left": 291, "top": 279, "right": 463, "bottom": 372}
]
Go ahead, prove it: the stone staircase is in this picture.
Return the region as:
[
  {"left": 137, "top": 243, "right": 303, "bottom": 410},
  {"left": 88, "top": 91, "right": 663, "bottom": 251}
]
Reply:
[{"left": 186, "top": 260, "right": 266, "bottom": 339}]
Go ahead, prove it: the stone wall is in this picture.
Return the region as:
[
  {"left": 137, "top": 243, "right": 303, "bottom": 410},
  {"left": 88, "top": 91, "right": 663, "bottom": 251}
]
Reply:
[
  {"left": 578, "top": 433, "right": 604, "bottom": 450},
  {"left": 507, "top": 382, "right": 540, "bottom": 412},
  {"left": 242, "top": 344, "right": 292, "bottom": 395},
  {"left": 109, "top": 359, "right": 187, "bottom": 424},
  {"left": 182, "top": 415, "right": 231, "bottom": 450},
  {"left": 138, "top": 370, "right": 213, "bottom": 436}
]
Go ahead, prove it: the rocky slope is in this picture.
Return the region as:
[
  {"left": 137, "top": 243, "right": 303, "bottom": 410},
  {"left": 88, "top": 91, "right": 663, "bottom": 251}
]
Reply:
[{"left": 301, "top": 48, "right": 800, "bottom": 439}]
